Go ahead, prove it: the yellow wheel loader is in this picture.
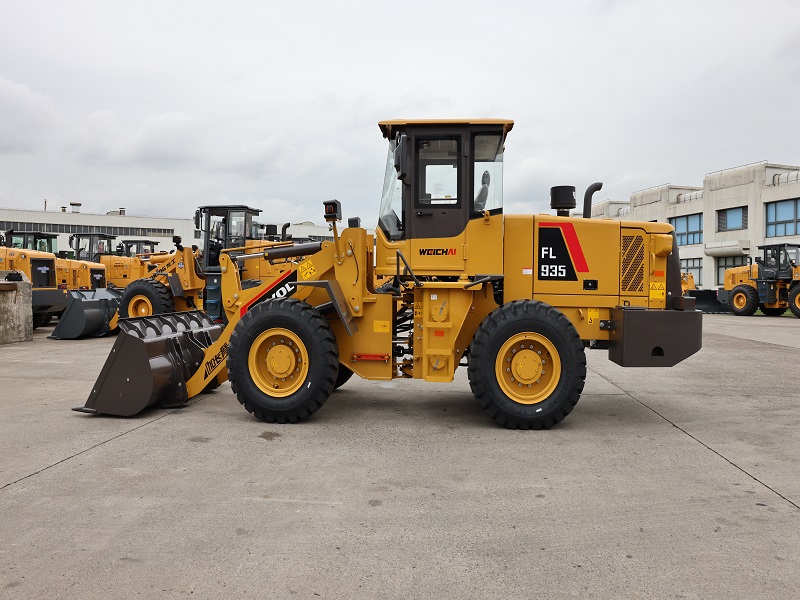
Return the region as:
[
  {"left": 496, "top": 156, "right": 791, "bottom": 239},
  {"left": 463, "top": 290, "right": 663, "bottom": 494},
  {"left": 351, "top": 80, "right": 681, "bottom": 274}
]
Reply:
[
  {"left": 76, "top": 119, "right": 702, "bottom": 429},
  {"left": 118, "top": 205, "right": 296, "bottom": 321},
  {"left": 69, "top": 232, "right": 159, "bottom": 289},
  {"left": 718, "top": 244, "right": 800, "bottom": 317},
  {"left": 2, "top": 230, "right": 119, "bottom": 336},
  {"left": 3, "top": 230, "right": 108, "bottom": 291},
  {"left": 119, "top": 239, "right": 161, "bottom": 259},
  {"left": 680, "top": 272, "right": 728, "bottom": 313},
  {"left": 6, "top": 231, "right": 122, "bottom": 340},
  {"left": 0, "top": 232, "right": 67, "bottom": 328},
  {"left": 50, "top": 209, "right": 292, "bottom": 338}
]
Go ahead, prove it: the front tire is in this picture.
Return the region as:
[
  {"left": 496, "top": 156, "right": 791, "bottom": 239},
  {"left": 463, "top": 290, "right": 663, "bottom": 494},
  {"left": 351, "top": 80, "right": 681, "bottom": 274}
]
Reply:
[
  {"left": 120, "top": 279, "right": 175, "bottom": 318},
  {"left": 227, "top": 298, "right": 338, "bottom": 423},
  {"left": 789, "top": 285, "right": 800, "bottom": 318},
  {"left": 241, "top": 279, "right": 262, "bottom": 290},
  {"left": 730, "top": 285, "right": 758, "bottom": 316},
  {"left": 468, "top": 300, "right": 586, "bottom": 429}
]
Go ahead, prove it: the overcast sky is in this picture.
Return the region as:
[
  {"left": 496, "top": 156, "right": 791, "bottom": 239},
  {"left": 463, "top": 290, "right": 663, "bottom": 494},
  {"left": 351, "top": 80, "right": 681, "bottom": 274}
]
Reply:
[{"left": 1, "top": 0, "right": 799, "bottom": 226}]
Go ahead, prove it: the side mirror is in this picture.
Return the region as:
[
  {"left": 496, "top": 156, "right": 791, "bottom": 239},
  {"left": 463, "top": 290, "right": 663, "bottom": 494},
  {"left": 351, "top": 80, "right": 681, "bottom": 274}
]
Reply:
[
  {"left": 394, "top": 133, "right": 409, "bottom": 181},
  {"left": 194, "top": 210, "right": 201, "bottom": 230}
]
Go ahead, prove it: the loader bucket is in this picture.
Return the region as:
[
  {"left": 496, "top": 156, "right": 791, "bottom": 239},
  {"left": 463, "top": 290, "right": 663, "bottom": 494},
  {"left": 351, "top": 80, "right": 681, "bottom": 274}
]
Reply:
[
  {"left": 49, "top": 288, "right": 123, "bottom": 340},
  {"left": 688, "top": 289, "right": 728, "bottom": 314},
  {"left": 74, "top": 311, "right": 222, "bottom": 416}
]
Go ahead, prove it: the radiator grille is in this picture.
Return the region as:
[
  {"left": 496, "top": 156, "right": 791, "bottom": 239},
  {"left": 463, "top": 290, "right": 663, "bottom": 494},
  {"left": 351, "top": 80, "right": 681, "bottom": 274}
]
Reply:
[
  {"left": 621, "top": 235, "right": 645, "bottom": 293},
  {"left": 30, "top": 258, "right": 56, "bottom": 288},
  {"left": 91, "top": 269, "right": 106, "bottom": 289}
]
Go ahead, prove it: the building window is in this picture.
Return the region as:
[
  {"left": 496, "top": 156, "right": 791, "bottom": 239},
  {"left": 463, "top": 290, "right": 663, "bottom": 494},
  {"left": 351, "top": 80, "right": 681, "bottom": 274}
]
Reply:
[
  {"left": 716, "top": 256, "right": 747, "bottom": 285},
  {"left": 680, "top": 258, "right": 703, "bottom": 286},
  {"left": 669, "top": 213, "right": 703, "bottom": 245},
  {"left": 765, "top": 198, "right": 799, "bottom": 237},
  {"left": 717, "top": 206, "right": 748, "bottom": 232}
]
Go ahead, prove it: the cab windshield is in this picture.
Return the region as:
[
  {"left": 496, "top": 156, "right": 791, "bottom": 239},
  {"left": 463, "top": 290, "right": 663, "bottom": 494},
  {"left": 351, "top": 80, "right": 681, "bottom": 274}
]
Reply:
[
  {"left": 36, "top": 237, "right": 57, "bottom": 253},
  {"left": 378, "top": 140, "right": 404, "bottom": 240}
]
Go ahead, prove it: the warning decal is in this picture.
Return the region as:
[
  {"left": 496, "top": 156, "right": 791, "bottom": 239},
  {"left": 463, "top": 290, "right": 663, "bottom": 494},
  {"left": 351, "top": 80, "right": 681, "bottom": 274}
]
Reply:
[
  {"left": 649, "top": 282, "right": 665, "bottom": 300},
  {"left": 299, "top": 260, "right": 316, "bottom": 280},
  {"left": 374, "top": 320, "right": 391, "bottom": 333}
]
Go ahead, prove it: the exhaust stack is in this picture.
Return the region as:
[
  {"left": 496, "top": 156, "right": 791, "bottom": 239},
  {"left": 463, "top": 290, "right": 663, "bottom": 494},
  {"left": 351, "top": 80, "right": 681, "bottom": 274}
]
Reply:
[{"left": 582, "top": 182, "right": 603, "bottom": 218}]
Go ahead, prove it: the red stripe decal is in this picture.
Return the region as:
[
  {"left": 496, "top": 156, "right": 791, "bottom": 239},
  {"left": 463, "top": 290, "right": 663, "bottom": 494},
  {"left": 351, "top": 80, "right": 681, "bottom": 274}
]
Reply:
[
  {"left": 239, "top": 270, "right": 293, "bottom": 317},
  {"left": 539, "top": 222, "right": 589, "bottom": 272}
]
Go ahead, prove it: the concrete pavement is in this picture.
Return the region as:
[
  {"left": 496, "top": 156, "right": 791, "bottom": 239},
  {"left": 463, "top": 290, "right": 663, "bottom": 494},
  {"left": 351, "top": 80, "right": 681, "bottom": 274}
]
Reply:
[{"left": 1, "top": 314, "right": 799, "bottom": 599}]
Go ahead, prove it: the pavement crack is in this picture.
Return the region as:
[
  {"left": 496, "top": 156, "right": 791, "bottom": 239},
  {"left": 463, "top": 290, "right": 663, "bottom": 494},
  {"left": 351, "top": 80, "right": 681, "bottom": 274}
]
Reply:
[
  {"left": 0, "top": 409, "right": 183, "bottom": 492},
  {"left": 590, "top": 369, "right": 800, "bottom": 511}
]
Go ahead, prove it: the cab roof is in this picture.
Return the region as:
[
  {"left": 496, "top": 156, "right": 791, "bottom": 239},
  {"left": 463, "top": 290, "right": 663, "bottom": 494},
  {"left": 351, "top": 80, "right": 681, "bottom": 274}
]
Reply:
[
  {"left": 378, "top": 119, "right": 514, "bottom": 139},
  {"left": 7, "top": 230, "right": 58, "bottom": 238},
  {"left": 196, "top": 205, "right": 261, "bottom": 214}
]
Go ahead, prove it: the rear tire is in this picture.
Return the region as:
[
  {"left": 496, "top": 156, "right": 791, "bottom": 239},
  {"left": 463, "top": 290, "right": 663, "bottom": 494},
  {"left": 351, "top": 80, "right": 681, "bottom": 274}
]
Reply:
[
  {"left": 468, "top": 300, "right": 586, "bottom": 429},
  {"left": 120, "top": 279, "right": 175, "bottom": 318},
  {"left": 32, "top": 312, "right": 50, "bottom": 329},
  {"left": 789, "top": 285, "right": 800, "bottom": 318},
  {"left": 334, "top": 365, "right": 354, "bottom": 390},
  {"left": 761, "top": 306, "right": 786, "bottom": 317},
  {"left": 730, "top": 285, "right": 758, "bottom": 316},
  {"left": 227, "top": 298, "right": 338, "bottom": 423}
]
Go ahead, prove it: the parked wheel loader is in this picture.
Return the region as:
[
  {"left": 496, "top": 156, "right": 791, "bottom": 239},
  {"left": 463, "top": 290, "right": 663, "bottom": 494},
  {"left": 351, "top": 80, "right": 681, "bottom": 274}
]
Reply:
[
  {"left": 118, "top": 205, "right": 296, "bottom": 321},
  {"left": 70, "top": 232, "right": 159, "bottom": 289},
  {"left": 718, "top": 243, "right": 800, "bottom": 317},
  {"left": 6, "top": 230, "right": 109, "bottom": 291},
  {"left": 680, "top": 272, "right": 728, "bottom": 313},
  {"left": 0, "top": 232, "right": 67, "bottom": 328},
  {"left": 76, "top": 119, "right": 703, "bottom": 429},
  {"left": 119, "top": 239, "right": 161, "bottom": 259},
  {"left": 1, "top": 229, "right": 120, "bottom": 336}
]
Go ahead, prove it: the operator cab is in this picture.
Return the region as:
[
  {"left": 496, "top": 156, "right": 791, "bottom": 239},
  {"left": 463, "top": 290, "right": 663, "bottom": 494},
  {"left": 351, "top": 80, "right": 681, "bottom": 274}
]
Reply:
[
  {"left": 756, "top": 243, "right": 800, "bottom": 279},
  {"left": 70, "top": 233, "right": 117, "bottom": 263},
  {"left": 377, "top": 119, "right": 513, "bottom": 241},
  {"left": 4, "top": 230, "right": 59, "bottom": 254},
  {"left": 120, "top": 240, "right": 160, "bottom": 257},
  {"left": 194, "top": 205, "right": 262, "bottom": 271}
]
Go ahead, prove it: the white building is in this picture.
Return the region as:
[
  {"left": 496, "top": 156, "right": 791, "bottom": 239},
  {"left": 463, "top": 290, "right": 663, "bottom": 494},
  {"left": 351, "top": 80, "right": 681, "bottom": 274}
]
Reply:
[
  {"left": 591, "top": 161, "right": 800, "bottom": 288},
  {"left": 0, "top": 203, "right": 339, "bottom": 256}
]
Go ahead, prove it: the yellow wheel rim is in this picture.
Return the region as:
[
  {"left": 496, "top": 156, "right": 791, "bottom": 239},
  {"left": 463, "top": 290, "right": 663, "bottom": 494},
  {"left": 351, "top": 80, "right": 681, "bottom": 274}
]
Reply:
[
  {"left": 248, "top": 328, "right": 309, "bottom": 397},
  {"left": 495, "top": 333, "right": 561, "bottom": 404},
  {"left": 794, "top": 293, "right": 800, "bottom": 310},
  {"left": 732, "top": 292, "right": 747, "bottom": 310},
  {"left": 129, "top": 294, "right": 153, "bottom": 316}
]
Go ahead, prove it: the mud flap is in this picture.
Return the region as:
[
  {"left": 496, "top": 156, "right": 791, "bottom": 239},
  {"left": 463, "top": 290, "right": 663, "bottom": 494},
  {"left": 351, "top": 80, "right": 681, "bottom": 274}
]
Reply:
[
  {"left": 74, "top": 311, "right": 222, "bottom": 416},
  {"left": 49, "top": 288, "right": 123, "bottom": 340}
]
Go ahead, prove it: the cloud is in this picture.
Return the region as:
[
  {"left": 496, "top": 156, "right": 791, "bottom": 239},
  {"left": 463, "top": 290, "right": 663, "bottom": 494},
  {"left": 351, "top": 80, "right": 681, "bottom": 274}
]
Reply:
[
  {"left": 122, "top": 112, "right": 213, "bottom": 169},
  {"left": 0, "top": 76, "right": 59, "bottom": 154},
  {"left": 1, "top": 1, "right": 799, "bottom": 226}
]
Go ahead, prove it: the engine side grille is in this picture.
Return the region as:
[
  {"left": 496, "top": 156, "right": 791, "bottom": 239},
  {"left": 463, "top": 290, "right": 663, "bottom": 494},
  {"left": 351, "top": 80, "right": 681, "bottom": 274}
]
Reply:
[
  {"left": 621, "top": 235, "right": 645, "bottom": 293},
  {"left": 30, "top": 258, "right": 56, "bottom": 288},
  {"left": 91, "top": 269, "right": 106, "bottom": 289}
]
